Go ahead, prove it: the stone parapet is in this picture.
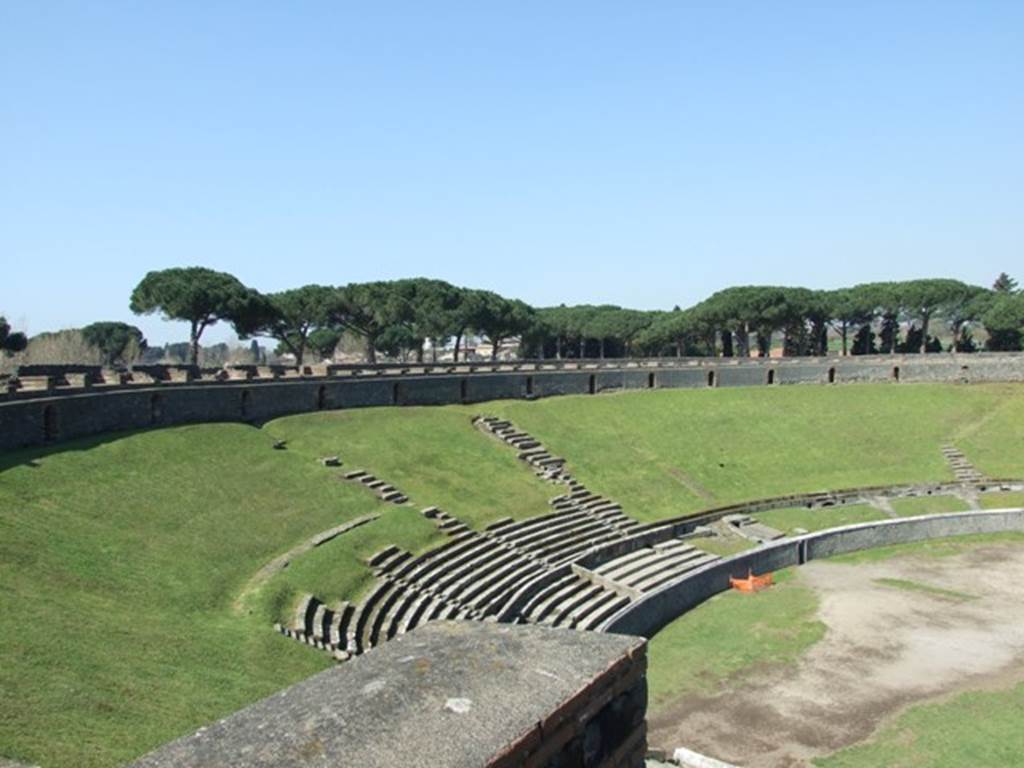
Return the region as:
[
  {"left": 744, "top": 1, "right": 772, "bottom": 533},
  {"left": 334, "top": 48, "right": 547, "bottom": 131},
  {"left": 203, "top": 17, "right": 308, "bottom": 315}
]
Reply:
[{"left": 127, "top": 621, "right": 647, "bottom": 768}]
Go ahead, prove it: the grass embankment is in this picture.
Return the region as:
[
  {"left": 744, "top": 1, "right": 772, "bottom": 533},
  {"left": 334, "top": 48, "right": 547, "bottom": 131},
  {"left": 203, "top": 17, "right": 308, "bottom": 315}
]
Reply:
[
  {"left": 755, "top": 503, "right": 889, "bottom": 534},
  {"left": 981, "top": 491, "right": 1024, "bottom": 509},
  {"left": 889, "top": 495, "right": 970, "bottom": 517},
  {"left": 646, "top": 569, "right": 824, "bottom": 710},
  {"left": 488, "top": 383, "right": 1024, "bottom": 523},
  {"left": 264, "top": 406, "right": 552, "bottom": 530}
]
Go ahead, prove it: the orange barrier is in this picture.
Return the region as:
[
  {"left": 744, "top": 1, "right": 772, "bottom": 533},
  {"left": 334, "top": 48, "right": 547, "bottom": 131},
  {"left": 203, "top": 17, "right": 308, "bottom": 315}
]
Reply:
[{"left": 729, "top": 569, "right": 774, "bottom": 593}]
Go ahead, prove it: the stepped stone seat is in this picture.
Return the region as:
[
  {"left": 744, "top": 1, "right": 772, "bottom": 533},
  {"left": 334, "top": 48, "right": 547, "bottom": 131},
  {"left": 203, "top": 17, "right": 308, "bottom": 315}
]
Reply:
[
  {"left": 366, "top": 582, "right": 409, "bottom": 647},
  {"left": 495, "top": 510, "right": 591, "bottom": 548},
  {"left": 311, "top": 603, "right": 329, "bottom": 641},
  {"left": 397, "top": 592, "right": 446, "bottom": 635},
  {"left": 576, "top": 594, "right": 631, "bottom": 631},
  {"left": 374, "top": 549, "right": 413, "bottom": 574},
  {"left": 412, "top": 539, "right": 506, "bottom": 591},
  {"left": 594, "top": 548, "right": 655, "bottom": 575},
  {"left": 543, "top": 531, "right": 626, "bottom": 566},
  {"left": 545, "top": 584, "right": 604, "bottom": 627},
  {"left": 600, "top": 546, "right": 696, "bottom": 582},
  {"left": 435, "top": 546, "right": 523, "bottom": 597},
  {"left": 471, "top": 561, "right": 549, "bottom": 614},
  {"left": 631, "top": 554, "right": 719, "bottom": 593},
  {"left": 354, "top": 581, "right": 396, "bottom": 650},
  {"left": 528, "top": 519, "right": 622, "bottom": 558},
  {"left": 567, "top": 589, "right": 627, "bottom": 628},
  {"left": 397, "top": 534, "right": 486, "bottom": 585},
  {"left": 609, "top": 547, "right": 708, "bottom": 588},
  {"left": 345, "top": 469, "right": 367, "bottom": 479},
  {"left": 520, "top": 574, "right": 578, "bottom": 618},
  {"left": 459, "top": 557, "right": 544, "bottom": 609},
  {"left": 378, "top": 587, "right": 424, "bottom": 643},
  {"left": 294, "top": 594, "right": 321, "bottom": 635},
  {"left": 382, "top": 490, "right": 406, "bottom": 503},
  {"left": 513, "top": 516, "right": 613, "bottom": 556},
  {"left": 493, "top": 507, "right": 587, "bottom": 537},
  {"left": 331, "top": 602, "right": 356, "bottom": 647},
  {"left": 529, "top": 577, "right": 590, "bottom": 622},
  {"left": 368, "top": 545, "right": 403, "bottom": 568}
]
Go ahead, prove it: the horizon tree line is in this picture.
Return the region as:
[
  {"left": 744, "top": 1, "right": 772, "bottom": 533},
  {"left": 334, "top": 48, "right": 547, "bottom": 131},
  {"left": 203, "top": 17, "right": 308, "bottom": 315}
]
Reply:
[{"left": 3, "top": 270, "right": 1024, "bottom": 368}]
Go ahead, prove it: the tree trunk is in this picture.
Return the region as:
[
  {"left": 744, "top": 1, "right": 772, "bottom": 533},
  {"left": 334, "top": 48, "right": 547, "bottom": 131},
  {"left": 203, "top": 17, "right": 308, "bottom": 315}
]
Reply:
[
  {"left": 721, "top": 330, "right": 734, "bottom": 358},
  {"left": 676, "top": 337, "right": 684, "bottom": 357},
  {"left": 454, "top": 331, "right": 463, "bottom": 362},
  {"left": 365, "top": 334, "right": 377, "bottom": 364},
  {"left": 841, "top": 322, "right": 848, "bottom": 356},
  {"left": 491, "top": 338, "right": 499, "bottom": 360},
  {"left": 189, "top": 320, "right": 201, "bottom": 366},
  {"left": 920, "top": 313, "right": 930, "bottom": 354},
  {"left": 599, "top": 338, "right": 605, "bottom": 359},
  {"left": 735, "top": 325, "right": 750, "bottom": 358}
]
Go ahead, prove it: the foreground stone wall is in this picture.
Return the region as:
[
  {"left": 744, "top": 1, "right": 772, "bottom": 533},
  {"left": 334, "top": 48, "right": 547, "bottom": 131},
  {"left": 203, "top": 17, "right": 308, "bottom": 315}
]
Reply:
[
  {"left": 128, "top": 621, "right": 648, "bottom": 768},
  {"left": 2, "top": 353, "right": 1024, "bottom": 453},
  {"left": 600, "top": 508, "right": 1024, "bottom": 638}
]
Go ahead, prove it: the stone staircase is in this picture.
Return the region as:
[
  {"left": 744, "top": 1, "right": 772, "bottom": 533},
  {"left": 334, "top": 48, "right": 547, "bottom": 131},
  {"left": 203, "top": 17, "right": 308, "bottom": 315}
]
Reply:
[{"left": 941, "top": 445, "right": 985, "bottom": 484}]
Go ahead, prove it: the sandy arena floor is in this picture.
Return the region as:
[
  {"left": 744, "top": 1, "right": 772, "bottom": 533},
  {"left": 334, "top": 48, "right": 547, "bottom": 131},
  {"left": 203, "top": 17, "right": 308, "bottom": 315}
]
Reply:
[{"left": 647, "top": 542, "right": 1024, "bottom": 767}]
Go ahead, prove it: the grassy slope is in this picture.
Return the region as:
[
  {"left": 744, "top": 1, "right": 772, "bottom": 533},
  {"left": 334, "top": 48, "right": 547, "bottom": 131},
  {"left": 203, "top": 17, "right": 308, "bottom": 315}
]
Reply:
[
  {"left": 264, "top": 406, "right": 553, "bottom": 529},
  {"left": 0, "top": 424, "right": 399, "bottom": 768},
  {"left": 489, "top": 383, "right": 1024, "bottom": 523},
  {"left": 646, "top": 569, "right": 824, "bottom": 709}
]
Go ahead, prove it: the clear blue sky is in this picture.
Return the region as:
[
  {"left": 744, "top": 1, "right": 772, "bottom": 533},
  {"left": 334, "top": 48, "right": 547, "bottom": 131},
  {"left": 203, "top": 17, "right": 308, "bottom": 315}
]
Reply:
[{"left": 2, "top": 2, "right": 1022, "bottom": 345}]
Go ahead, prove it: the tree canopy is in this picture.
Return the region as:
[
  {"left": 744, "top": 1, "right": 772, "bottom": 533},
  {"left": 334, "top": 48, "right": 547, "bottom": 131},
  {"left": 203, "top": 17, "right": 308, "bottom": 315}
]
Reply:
[
  {"left": 81, "top": 322, "right": 147, "bottom": 366},
  {"left": 129, "top": 267, "right": 262, "bottom": 364},
  {"left": 1, "top": 317, "right": 28, "bottom": 357}
]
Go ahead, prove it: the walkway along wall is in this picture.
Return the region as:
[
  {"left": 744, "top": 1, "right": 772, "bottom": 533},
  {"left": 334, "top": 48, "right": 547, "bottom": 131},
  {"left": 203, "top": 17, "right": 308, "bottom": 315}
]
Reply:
[
  {"left": 2, "top": 353, "right": 1024, "bottom": 452},
  {"left": 598, "top": 508, "right": 1024, "bottom": 639}
]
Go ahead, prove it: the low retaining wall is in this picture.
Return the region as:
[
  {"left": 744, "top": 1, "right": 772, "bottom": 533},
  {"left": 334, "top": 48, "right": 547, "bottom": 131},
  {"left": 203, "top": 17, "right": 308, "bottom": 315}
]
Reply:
[
  {"left": 599, "top": 508, "right": 1024, "bottom": 639},
  {"left": 2, "top": 353, "right": 1023, "bottom": 453},
  {"left": 127, "top": 621, "right": 648, "bottom": 768}
]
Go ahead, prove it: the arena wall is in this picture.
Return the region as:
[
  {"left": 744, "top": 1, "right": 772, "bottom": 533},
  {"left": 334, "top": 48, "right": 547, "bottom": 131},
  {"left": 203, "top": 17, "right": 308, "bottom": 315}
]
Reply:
[
  {"left": 2, "top": 353, "right": 1023, "bottom": 452},
  {"left": 600, "top": 508, "right": 1024, "bottom": 639}
]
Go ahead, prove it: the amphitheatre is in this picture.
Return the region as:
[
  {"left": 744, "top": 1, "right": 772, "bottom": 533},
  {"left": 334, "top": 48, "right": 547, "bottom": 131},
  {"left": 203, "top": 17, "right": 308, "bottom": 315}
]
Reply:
[
  {"left": 3, "top": 352, "right": 1024, "bottom": 767},
  {"left": 6, "top": 352, "right": 1024, "bottom": 765}
]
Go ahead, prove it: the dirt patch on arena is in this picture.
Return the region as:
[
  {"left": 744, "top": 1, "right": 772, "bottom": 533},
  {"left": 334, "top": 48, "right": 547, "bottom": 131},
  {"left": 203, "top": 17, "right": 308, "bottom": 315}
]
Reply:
[{"left": 647, "top": 542, "right": 1024, "bottom": 766}]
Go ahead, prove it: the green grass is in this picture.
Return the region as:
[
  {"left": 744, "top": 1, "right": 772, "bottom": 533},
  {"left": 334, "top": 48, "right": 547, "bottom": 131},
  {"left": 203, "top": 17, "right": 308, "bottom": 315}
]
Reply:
[
  {"left": 4, "top": 382, "right": 1024, "bottom": 766},
  {"left": 646, "top": 569, "right": 825, "bottom": 709},
  {"left": 488, "top": 383, "right": 1024, "bottom": 523},
  {"left": 0, "top": 424, "right": 400, "bottom": 768},
  {"left": 873, "top": 577, "right": 976, "bottom": 602},
  {"left": 980, "top": 491, "right": 1024, "bottom": 509},
  {"left": 815, "top": 682, "right": 1024, "bottom": 767},
  {"left": 755, "top": 503, "right": 889, "bottom": 534},
  {"left": 889, "top": 495, "right": 970, "bottom": 517},
  {"left": 264, "top": 406, "right": 553, "bottom": 529}
]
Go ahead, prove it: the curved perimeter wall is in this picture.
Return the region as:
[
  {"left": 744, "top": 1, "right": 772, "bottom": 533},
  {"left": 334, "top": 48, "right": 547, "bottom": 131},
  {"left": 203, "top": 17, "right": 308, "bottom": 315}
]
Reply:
[
  {"left": 3, "top": 353, "right": 1024, "bottom": 453},
  {"left": 599, "top": 508, "right": 1024, "bottom": 638}
]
